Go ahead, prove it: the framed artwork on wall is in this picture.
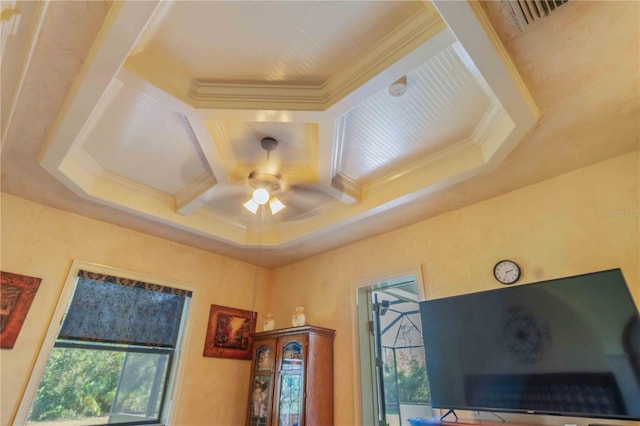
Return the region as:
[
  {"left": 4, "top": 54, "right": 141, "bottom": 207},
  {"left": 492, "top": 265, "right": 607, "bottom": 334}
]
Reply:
[
  {"left": 1, "top": 271, "right": 42, "bottom": 349},
  {"left": 203, "top": 304, "right": 256, "bottom": 360}
]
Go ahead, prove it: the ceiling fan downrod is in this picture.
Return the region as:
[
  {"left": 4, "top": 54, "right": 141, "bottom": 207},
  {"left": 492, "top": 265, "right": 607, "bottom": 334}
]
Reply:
[
  {"left": 248, "top": 137, "right": 282, "bottom": 192},
  {"left": 260, "top": 137, "right": 278, "bottom": 164}
]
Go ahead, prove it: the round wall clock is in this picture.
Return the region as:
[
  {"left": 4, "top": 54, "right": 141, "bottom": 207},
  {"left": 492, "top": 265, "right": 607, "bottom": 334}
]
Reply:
[{"left": 493, "top": 260, "right": 522, "bottom": 285}]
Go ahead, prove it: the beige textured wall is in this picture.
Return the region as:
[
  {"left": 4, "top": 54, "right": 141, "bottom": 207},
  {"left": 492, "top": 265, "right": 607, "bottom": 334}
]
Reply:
[
  {"left": 1, "top": 152, "right": 638, "bottom": 426},
  {"left": 269, "top": 151, "right": 640, "bottom": 426},
  {"left": 0, "top": 195, "right": 271, "bottom": 426}
]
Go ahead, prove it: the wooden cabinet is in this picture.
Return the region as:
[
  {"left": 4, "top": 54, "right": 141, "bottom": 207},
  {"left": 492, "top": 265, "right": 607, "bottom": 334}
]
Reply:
[{"left": 246, "top": 325, "right": 335, "bottom": 426}]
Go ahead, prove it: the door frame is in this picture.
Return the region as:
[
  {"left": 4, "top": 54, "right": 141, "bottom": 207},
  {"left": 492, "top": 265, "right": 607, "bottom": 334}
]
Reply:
[{"left": 353, "top": 267, "right": 426, "bottom": 426}]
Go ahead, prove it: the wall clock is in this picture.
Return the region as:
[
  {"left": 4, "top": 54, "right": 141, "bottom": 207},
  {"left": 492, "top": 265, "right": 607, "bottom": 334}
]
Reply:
[{"left": 493, "top": 260, "right": 521, "bottom": 285}]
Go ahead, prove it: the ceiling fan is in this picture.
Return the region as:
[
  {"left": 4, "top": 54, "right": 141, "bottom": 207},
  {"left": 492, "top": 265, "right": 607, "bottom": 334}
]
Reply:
[{"left": 242, "top": 137, "right": 287, "bottom": 215}]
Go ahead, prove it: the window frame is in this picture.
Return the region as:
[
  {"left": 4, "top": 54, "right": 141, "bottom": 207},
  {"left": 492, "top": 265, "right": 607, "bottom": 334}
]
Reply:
[{"left": 15, "top": 260, "right": 196, "bottom": 426}]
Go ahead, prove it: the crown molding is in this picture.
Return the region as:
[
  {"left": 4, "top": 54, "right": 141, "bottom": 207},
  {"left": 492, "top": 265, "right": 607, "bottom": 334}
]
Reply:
[
  {"left": 287, "top": 204, "right": 336, "bottom": 223},
  {"left": 130, "top": 8, "right": 446, "bottom": 111},
  {"left": 99, "top": 170, "right": 174, "bottom": 204},
  {"left": 94, "top": 171, "right": 252, "bottom": 244},
  {"left": 174, "top": 172, "right": 218, "bottom": 214},
  {"left": 124, "top": 50, "right": 193, "bottom": 105},
  {"left": 320, "top": 7, "right": 445, "bottom": 110},
  {"left": 69, "top": 148, "right": 104, "bottom": 182},
  {"left": 366, "top": 138, "right": 480, "bottom": 194},
  {"left": 472, "top": 104, "right": 505, "bottom": 148},
  {"left": 189, "top": 81, "right": 330, "bottom": 111},
  {"left": 330, "top": 174, "right": 363, "bottom": 203}
]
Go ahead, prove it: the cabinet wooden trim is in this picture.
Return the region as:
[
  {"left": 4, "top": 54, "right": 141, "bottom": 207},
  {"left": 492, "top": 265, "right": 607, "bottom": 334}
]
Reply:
[
  {"left": 246, "top": 325, "right": 335, "bottom": 426},
  {"left": 253, "top": 325, "right": 336, "bottom": 339}
]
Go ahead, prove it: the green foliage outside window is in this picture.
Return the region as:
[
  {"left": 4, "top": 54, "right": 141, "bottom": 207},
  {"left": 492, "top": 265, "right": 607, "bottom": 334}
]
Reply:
[
  {"left": 29, "top": 347, "right": 124, "bottom": 422},
  {"left": 383, "top": 356, "right": 431, "bottom": 415}
]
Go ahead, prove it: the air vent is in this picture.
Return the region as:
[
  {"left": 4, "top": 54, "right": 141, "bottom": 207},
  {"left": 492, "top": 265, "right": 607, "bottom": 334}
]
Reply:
[{"left": 507, "top": 0, "right": 568, "bottom": 29}]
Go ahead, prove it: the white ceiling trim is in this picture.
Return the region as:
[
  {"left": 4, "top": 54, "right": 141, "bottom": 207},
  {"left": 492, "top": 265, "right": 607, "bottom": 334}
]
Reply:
[
  {"left": 128, "top": 1, "right": 176, "bottom": 57},
  {"left": 472, "top": 103, "right": 505, "bottom": 148},
  {"left": 432, "top": 0, "right": 539, "bottom": 165},
  {"left": 39, "top": 1, "right": 162, "bottom": 194},
  {"left": 91, "top": 173, "right": 251, "bottom": 245},
  {"left": 1, "top": 0, "right": 48, "bottom": 147},
  {"left": 69, "top": 148, "right": 103, "bottom": 182},
  {"left": 124, "top": 50, "right": 192, "bottom": 105},
  {"left": 320, "top": 5, "right": 445, "bottom": 111},
  {"left": 329, "top": 115, "right": 362, "bottom": 203},
  {"left": 185, "top": 116, "right": 226, "bottom": 184},
  {"left": 324, "top": 29, "right": 457, "bottom": 119},
  {"left": 174, "top": 172, "right": 217, "bottom": 215},
  {"left": 365, "top": 138, "right": 481, "bottom": 194},
  {"left": 99, "top": 170, "right": 173, "bottom": 204}
]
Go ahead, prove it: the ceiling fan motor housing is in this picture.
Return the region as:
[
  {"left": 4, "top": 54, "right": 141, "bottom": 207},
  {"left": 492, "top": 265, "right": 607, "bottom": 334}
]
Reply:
[{"left": 248, "top": 170, "right": 282, "bottom": 192}]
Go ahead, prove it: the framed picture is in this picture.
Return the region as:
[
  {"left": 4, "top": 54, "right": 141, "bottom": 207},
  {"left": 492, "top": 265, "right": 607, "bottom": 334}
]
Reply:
[
  {"left": 203, "top": 304, "right": 256, "bottom": 360},
  {"left": 1, "top": 271, "right": 42, "bottom": 349}
]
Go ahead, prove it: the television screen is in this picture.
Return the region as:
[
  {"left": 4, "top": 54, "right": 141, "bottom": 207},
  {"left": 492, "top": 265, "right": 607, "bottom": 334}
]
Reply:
[{"left": 419, "top": 269, "right": 640, "bottom": 420}]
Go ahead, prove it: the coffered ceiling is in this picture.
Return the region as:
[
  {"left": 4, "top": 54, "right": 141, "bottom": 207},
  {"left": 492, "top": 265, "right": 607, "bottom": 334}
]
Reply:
[{"left": 2, "top": 1, "right": 638, "bottom": 267}]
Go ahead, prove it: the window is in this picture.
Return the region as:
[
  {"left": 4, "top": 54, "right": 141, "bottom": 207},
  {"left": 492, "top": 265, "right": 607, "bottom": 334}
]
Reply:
[{"left": 24, "top": 266, "right": 191, "bottom": 426}]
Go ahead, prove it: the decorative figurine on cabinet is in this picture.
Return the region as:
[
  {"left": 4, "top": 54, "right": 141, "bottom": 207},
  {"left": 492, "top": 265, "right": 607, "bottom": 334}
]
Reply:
[
  {"left": 292, "top": 306, "right": 306, "bottom": 327},
  {"left": 263, "top": 313, "right": 275, "bottom": 331}
]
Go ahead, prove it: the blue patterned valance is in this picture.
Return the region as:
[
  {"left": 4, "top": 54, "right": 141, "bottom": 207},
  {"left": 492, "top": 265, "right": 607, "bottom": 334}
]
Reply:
[
  {"left": 75, "top": 270, "right": 192, "bottom": 297},
  {"left": 58, "top": 271, "right": 191, "bottom": 348}
]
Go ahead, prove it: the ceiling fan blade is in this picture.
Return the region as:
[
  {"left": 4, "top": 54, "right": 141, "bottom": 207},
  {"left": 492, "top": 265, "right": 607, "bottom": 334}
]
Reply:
[{"left": 284, "top": 185, "right": 331, "bottom": 205}]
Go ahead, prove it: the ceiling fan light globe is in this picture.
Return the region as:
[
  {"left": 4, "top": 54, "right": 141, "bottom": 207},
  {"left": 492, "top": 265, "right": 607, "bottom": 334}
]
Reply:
[
  {"left": 269, "top": 198, "right": 286, "bottom": 215},
  {"left": 243, "top": 199, "right": 259, "bottom": 214},
  {"left": 252, "top": 188, "right": 270, "bottom": 205}
]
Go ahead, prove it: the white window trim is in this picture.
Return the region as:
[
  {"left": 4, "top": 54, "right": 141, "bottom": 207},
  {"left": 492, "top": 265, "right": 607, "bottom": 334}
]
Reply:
[{"left": 14, "top": 259, "right": 197, "bottom": 426}]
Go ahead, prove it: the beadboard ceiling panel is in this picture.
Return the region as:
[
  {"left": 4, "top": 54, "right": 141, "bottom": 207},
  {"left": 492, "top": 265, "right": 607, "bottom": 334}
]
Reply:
[
  {"left": 82, "top": 86, "right": 209, "bottom": 195},
  {"left": 146, "top": 1, "right": 425, "bottom": 83},
  {"left": 337, "top": 44, "right": 491, "bottom": 184}
]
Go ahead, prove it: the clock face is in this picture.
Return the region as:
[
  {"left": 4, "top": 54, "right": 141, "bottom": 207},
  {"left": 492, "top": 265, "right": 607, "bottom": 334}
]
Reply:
[{"left": 493, "top": 260, "right": 521, "bottom": 284}]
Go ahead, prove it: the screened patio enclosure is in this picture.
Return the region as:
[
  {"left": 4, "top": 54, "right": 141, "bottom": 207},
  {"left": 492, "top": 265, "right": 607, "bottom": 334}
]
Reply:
[{"left": 372, "top": 282, "right": 431, "bottom": 426}]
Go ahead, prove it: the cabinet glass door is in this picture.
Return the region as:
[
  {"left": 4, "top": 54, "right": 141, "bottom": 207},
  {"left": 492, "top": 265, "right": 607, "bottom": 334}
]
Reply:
[
  {"left": 278, "top": 374, "right": 302, "bottom": 426},
  {"left": 256, "top": 343, "right": 275, "bottom": 373},
  {"left": 250, "top": 375, "right": 272, "bottom": 426},
  {"left": 249, "top": 339, "right": 276, "bottom": 426},
  {"left": 277, "top": 339, "right": 304, "bottom": 426},
  {"left": 280, "top": 340, "right": 303, "bottom": 370}
]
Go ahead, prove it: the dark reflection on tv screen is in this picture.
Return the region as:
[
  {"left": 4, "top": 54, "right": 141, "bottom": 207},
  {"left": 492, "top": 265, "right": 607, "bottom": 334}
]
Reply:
[{"left": 419, "top": 269, "right": 640, "bottom": 420}]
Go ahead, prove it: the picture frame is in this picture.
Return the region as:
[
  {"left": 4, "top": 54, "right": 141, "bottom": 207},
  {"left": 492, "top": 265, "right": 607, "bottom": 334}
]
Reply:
[
  {"left": 203, "top": 304, "right": 256, "bottom": 360},
  {"left": 1, "top": 271, "right": 42, "bottom": 349}
]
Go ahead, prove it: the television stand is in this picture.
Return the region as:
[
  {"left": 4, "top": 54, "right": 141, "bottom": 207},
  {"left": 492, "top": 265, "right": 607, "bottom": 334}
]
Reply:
[
  {"left": 424, "top": 419, "right": 543, "bottom": 426},
  {"left": 440, "top": 409, "right": 459, "bottom": 421}
]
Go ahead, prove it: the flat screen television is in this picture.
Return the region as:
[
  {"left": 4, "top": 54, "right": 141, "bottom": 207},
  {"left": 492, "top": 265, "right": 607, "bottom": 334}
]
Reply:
[{"left": 419, "top": 269, "right": 640, "bottom": 420}]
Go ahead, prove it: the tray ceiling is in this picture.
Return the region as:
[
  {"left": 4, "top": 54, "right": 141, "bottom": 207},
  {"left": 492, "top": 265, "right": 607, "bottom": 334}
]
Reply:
[{"left": 4, "top": 0, "right": 546, "bottom": 264}]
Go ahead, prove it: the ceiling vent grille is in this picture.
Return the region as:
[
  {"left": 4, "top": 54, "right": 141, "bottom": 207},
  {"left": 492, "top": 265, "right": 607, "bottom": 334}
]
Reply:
[{"left": 507, "top": 0, "right": 568, "bottom": 29}]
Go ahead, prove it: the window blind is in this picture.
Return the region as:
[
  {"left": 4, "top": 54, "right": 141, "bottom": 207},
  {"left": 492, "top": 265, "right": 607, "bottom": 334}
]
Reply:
[{"left": 58, "top": 270, "right": 191, "bottom": 348}]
